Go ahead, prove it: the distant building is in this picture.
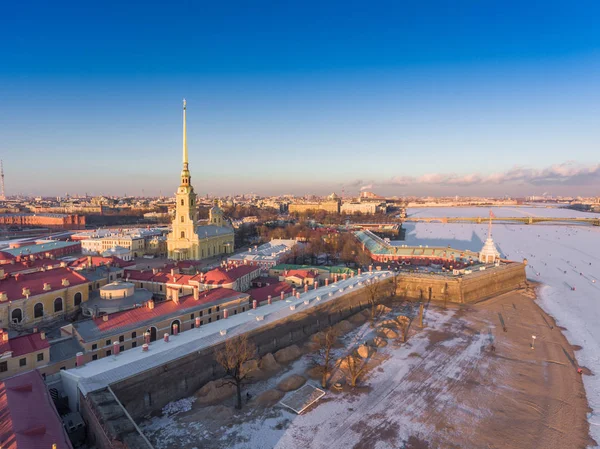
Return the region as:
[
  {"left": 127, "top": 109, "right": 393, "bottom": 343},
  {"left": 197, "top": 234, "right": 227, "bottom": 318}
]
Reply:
[
  {"left": 289, "top": 193, "right": 341, "bottom": 214},
  {"left": 1, "top": 240, "right": 81, "bottom": 259},
  {"left": 167, "top": 101, "right": 234, "bottom": 260},
  {"left": 102, "top": 245, "right": 132, "bottom": 261},
  {"left": 0, "top": 212, "right": 85, "bottom": 229},
  {"left": 227, "top": 239, "right": 297, "bottom": 269},
  {"left": 340, "top": 202, "right": 384, "bottom": 214}
]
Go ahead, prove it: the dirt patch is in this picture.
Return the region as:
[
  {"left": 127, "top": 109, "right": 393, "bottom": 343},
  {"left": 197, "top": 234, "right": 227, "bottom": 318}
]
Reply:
[
  {"left": 425, "top": 329, "right": 454, "bottom": 351},
  {"left": 350, "top": 417, "right": 400, "bottom": 449}
]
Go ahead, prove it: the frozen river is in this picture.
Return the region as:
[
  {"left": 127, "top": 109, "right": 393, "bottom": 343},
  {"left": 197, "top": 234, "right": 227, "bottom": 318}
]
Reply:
[{"left": 403, "top": 206, "right": 600, "bottom": 446}]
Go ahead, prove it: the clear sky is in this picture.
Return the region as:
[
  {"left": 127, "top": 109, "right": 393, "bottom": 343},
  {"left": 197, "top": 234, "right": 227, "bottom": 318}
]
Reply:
[{"left": 1, "top": 1, "right": 599, "bottom": 198}]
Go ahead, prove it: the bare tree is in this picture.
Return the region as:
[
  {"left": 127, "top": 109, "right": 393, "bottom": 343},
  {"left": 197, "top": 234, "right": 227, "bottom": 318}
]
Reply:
[
  {"left": 340, "top": 352, "right": 368, "bottom": 388},
  {"left": 215, "top": 335, "right": 257, "bottom": 410},
  {"left": 312, "top": 327, "right": 339, "bottom": 388},
  {"left": 389, "top": 272, "right": 399, "bottom": 297},
  {"left": 397, "top": 316, "right": 410, "bottom": 342},
  {"left": 364, "top": 279, "right": 382, "bottom": 322}
]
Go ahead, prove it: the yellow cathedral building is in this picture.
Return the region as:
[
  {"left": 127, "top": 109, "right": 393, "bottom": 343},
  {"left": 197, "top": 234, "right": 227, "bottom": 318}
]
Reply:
[{"left": 167, "top": 100, "right": 235, "bottom": 261}]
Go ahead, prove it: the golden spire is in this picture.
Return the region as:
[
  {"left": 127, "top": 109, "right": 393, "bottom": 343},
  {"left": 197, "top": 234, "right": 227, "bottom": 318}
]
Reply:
[
  {"left": 182, "top": 99, "right": 188, "bottom": 168},
  {"left": 180, "top": 99, "right": 190, "bottom": 186}
]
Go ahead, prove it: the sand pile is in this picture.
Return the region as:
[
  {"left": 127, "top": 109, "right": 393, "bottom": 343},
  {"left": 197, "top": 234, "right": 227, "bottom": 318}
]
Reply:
[
  {"left": 254, "top": 389, "right": 285, "bottom": 407},
  {"left": 259, "top": 353, "right": 281, "bottom": 372},
  {"left": 274, "top": 344, "right": 303, "bottom": 364},
  {"left": 195, "top": 380, "right": 236, "bottom": 405},
  {"left": 277, "top": 374, "right": 306, "bottom": 392}
]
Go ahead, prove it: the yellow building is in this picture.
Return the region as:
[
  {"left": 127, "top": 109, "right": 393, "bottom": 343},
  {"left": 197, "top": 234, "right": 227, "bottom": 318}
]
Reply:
[
  {"left": 0, "top": 329, "right": 51, "bottom": 380},
  {"left": 0, "top": 267, "right": 90, "bottom": 329},
  {"left": 167, "top": 100, "right": 234, "bottom": 260},
  {"left": 289, "top": 193, "right": 341, "bottom": 214}
]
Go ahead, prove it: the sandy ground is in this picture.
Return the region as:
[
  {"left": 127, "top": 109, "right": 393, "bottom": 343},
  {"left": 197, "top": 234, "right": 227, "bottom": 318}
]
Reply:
[{"left": 140, "top": 290, "right": 593, "bottom": 449}]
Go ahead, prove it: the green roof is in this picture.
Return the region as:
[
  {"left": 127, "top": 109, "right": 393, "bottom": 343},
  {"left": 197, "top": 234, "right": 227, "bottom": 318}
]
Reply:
[
  {"left": 3, "top": 241, "right": 80, "bottom": 257},
  {"left": 270, "top": 264, "right": 357, "bottom": 275}
]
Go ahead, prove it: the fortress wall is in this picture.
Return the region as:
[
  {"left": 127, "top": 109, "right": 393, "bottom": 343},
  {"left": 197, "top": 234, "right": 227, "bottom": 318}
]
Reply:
[
  {"left": 460, "top": 263, "right": 527, "bottom": 303},
  {"left": 111, "top": 282, "right": 391, "bottom": 420}
]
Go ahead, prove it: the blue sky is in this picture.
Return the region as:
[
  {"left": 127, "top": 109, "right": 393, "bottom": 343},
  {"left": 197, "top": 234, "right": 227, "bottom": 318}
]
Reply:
[{"left": 1, "top": 1, "right": 599, "bottom": 197}]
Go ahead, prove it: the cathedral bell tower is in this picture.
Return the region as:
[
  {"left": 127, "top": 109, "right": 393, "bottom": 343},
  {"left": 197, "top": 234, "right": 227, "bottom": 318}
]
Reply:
[{"left": 168, "top": 99, "right": 199, "bottom": 259}]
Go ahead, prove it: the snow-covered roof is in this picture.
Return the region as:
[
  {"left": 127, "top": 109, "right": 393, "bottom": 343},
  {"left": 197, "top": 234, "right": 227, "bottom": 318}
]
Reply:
[{"left": 60, "top": 271, "right": 391, "bottom": 408}]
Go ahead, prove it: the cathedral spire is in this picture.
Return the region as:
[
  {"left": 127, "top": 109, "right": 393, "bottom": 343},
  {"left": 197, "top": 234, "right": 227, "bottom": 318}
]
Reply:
[{"left": 181, "top": 99, "right": 190, "bottom": 186}]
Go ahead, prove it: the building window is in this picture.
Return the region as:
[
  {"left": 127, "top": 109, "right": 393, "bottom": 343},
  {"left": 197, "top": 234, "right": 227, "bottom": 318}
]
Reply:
[
  {"left": 190, "top": 313, "right": 194, "bottom": 319},
  {"left": 199, "top": 311, "right": 203, "bottom": 317},
  {"left": 141, "top": 283, "right": 144, "bottom": 288},
  {"left": 19, "top": 358, "right": 26, "bottom": 367},
  {"left": 242, "top": 307, "right": 245, "bottom": 312},
  {"left": 181, "top": 199, "right": 184, "bottom": 206},
  {"left": 208, "top": 317, "right": 212, "bottom": 323},
  {"left": 92, "top": 344, "right": 97, "bottom": 350},
  {"left": 208, "top": 308, "right": 212, "bottom": 314},
  {"left": 74, "top": 292, "right": 82, "bottom": 307},
  {"left": 216, "top": 306, "right": 220, "bottom": 312},
  {"left": 54, "top": 297, "right": 63, "bottom": 313},
  {"left": 132, "top": 342, "right": 137, "bottom": 348},
  {"left": 106, "top": 350, "right": 112, "bottom": 357},
  {"left": 92, "top": 354, "right": 98, "bottom": 360},
  {"left": 37, "top": 353, "right": 44, "bottom": 362},
  {"left": 159, "top": 285, "right": 163, "bottom": 291},
  {"left": 191, "top": 322, "right": 195, "bottom": 329},
  {"left": 132, "top": 331, "right": 137, "bottom": 339},
  {"left": 34, "top": 303, "right": 44, "bottom": 318},
  {"left": 119, "top": 335, "right": 124, "bottom": 343},
  {"left": 0, "top": 362, "right": 7, "bottom": 373},
  {"left": 216, "top": 315, "right": 220, "bottom": 320},
  {"left": 105, "top": 340, "right": 111, "bottom": 346},
  {"left": 181, "top": 231, "right": 185, "bottom": 239},
  {"left": 11, "top": 308, "right": 22, "bottom": 324},
  {"left": 120, "top": 345, "right": 125, "bottom": 352}
]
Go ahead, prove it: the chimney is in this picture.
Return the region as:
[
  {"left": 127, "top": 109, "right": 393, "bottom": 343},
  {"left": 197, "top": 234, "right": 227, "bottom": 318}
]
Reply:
[
  {"left": 0, "top": 292, "right": 7, "bottom": 302},
  {"left": 60, "top": 262, "right": 67, "bottom": 268},
  {"left": 22, "top": 287, "right": 30, "bottom": 298},
  {"left": 43, "top": 283, "right": 51, "bottom": 291},
  {"left": 40, "top": 331, "right": 46, "bottom": 340},
  {"left": 1, "top": 331, "right": 8, "bottom": 343},
  {"left": 147, "top": 299, "right": 155, "bottom": 309},
  {"left": 61, "top": 278, "right": 70, "bottom": 287},
  {"left": 103, "top": 315, "right": 108, "bottom": 322},
  {"left": 87, "top": 255, "right": 93, "bottom": 267}
]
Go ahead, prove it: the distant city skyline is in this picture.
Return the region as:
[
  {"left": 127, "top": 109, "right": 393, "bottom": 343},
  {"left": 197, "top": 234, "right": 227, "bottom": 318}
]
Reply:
[{"left": 2, "top": 1, "right": 600, "bottom": 197}]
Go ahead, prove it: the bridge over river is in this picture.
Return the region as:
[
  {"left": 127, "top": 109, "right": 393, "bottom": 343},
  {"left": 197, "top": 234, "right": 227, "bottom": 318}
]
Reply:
[{"left": 403, "top": 216, "right": 600, "bottom": 226}]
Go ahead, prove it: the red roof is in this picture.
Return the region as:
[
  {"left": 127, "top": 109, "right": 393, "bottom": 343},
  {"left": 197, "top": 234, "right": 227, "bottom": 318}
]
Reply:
[
  {"left": 0, "top": 370, "right": 73, "bottom": 449},
  {"left": 248, "top": 282, "right": 293, "bottom": 304},
  {"left": 0, "top": 258, "right": 63, "bottom": 276},
  {"left": 202, "top": 265, "right": 260, "bottom": 286},
  {"left": 69, "top": 256, "right": 135, "bottom": 269},
  {"left": 0, "top": 331, "right": 49, "bottom": 357},
  {"left": 90, "top": 288, "right": 245, "bottom": 335},
  {"left": 125, "top": 270, "right": 198, "bottom": 286},
  {"left": 0, "top": 268, "right": 89, "bottom": 302},
  {"left": 0, "top": 251, "right": 16, "bottom": 262},
  {"left": 285, "top": 269, "right": 317, "bottom": 280}
]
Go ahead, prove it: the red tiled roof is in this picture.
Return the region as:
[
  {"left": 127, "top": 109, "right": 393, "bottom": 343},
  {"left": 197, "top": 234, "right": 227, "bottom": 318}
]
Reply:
[
  {"left": 0, "top": 370, "right": 73, "bottom": 449},
  {"left": 125, "top": 270, "right": 156, "bottom": 281},
  {"left": 202, "top": 265, "right": 260, "bottom": 286},
  {"left": 0, "top": 331, "right": 49, "bottom": 357},
  {"left": 0, "top": 258, "right": 63, "bottom": 276},
  {"left": 69, "top": 256, "right": 135, "bottom": 269},
  {"left": 0, "top": 268, "right": 89, "bottom": 302},
  {"left": 90, "top": 288, "right": 245, "bottom": 334},
  {"left": 248, "top": 282, "right": 293, "bottom": 304}
]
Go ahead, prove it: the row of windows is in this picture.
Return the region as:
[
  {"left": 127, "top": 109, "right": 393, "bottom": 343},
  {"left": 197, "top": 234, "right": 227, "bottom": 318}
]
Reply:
[
  {"left": 0, "top": 353, "right": 44, "bottom": 373},
  {"left": 10, "top": 293, "right": 83, "bottom": 323},
  {"left": 86, "top": 308, "right": 246, "bottom": 355}
]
